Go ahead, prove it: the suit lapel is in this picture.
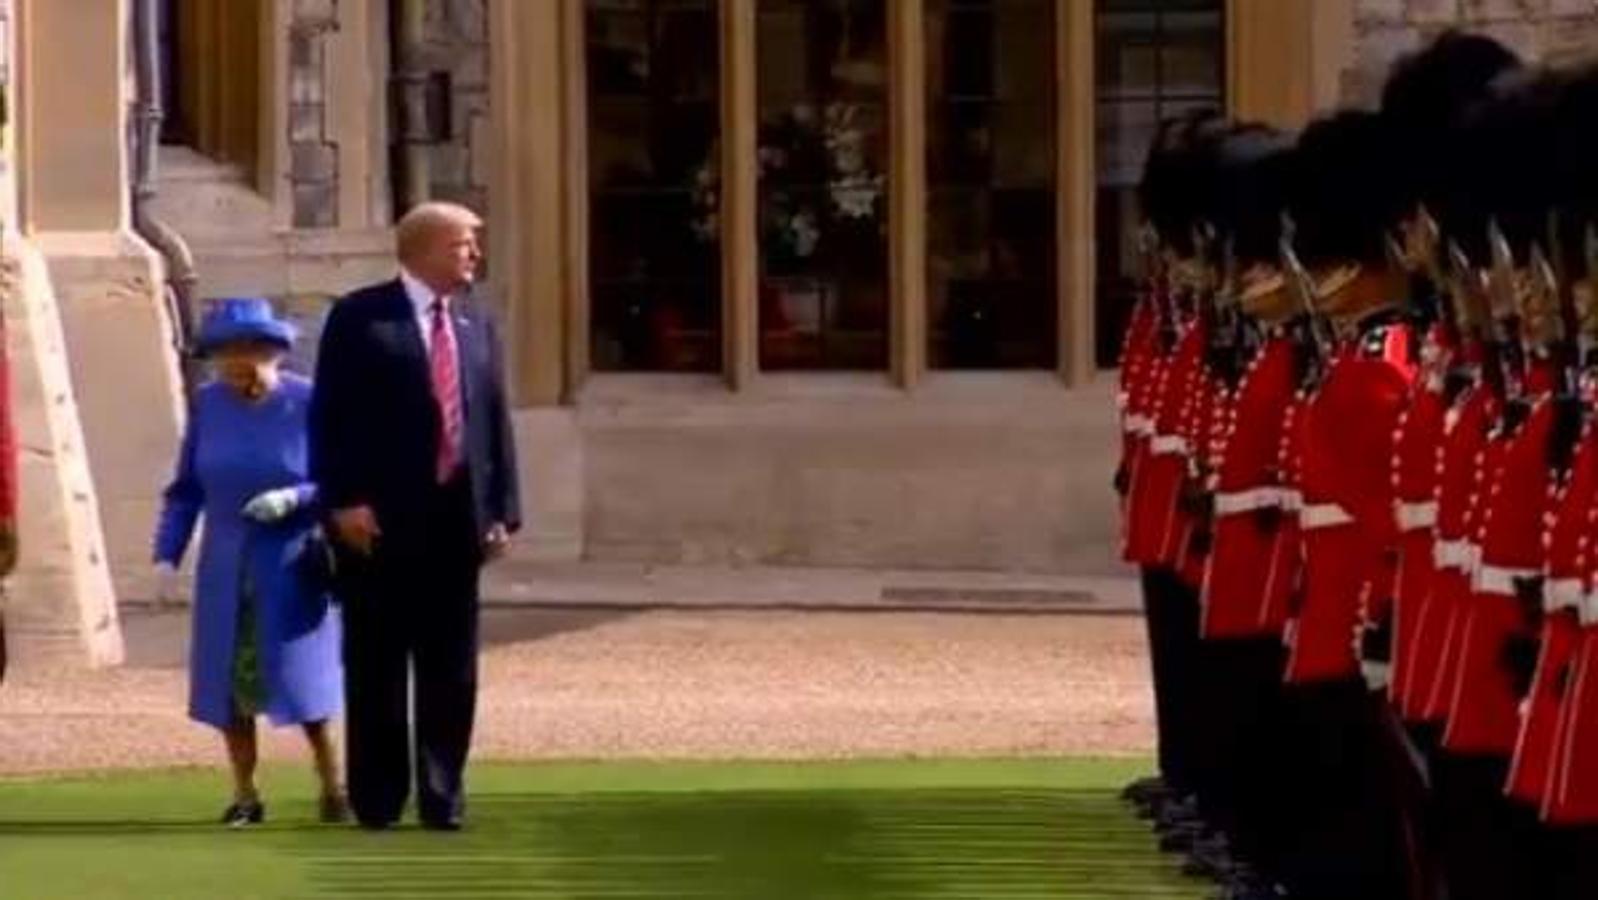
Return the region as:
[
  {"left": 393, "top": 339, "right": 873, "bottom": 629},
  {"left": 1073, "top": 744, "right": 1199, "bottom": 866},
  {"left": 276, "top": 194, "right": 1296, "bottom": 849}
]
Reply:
[
  {"left": 453, "top": 301, "right": 480, "bottom": 420},
  {"left": 382, "top": 279, "right": 429, "bottom": 373}
]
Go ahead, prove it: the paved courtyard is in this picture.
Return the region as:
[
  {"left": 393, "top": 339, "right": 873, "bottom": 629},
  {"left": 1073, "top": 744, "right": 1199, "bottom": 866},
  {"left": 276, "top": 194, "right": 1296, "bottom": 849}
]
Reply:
[{"left": 0, "top": 605, "right": 1155, "bottom": 776}]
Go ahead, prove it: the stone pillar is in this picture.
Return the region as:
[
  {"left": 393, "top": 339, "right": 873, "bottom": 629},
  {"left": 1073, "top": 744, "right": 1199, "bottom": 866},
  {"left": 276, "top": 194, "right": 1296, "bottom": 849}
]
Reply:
[
  {"left": 15, "top": 0, "right": 184, "bottom": 611},
  {"left": 3, "top": 238, "right": 122, "bottom": 669}
]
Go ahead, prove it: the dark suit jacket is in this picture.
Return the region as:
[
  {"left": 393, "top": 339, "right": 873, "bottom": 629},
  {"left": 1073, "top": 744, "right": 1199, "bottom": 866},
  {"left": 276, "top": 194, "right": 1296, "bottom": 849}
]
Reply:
[{"left": 309, "top": 279, "right": 521, "bottom": 546}]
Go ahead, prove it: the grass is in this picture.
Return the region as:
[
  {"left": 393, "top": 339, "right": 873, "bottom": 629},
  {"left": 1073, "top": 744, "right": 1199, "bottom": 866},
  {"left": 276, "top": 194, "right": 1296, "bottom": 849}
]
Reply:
[{"left": 0, "top": 758, "right": 1203, "bottom": 899}]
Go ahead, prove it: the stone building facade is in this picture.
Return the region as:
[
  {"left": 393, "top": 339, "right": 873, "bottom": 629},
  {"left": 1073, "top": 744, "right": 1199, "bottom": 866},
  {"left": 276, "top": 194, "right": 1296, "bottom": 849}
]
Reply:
[{"left": 3, "top": 0, "right": 1597, "bottom": 668}]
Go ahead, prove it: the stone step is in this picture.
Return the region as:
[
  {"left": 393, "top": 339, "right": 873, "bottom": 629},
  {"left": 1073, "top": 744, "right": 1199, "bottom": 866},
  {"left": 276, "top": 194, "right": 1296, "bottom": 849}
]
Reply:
[{"left": 149, "top": 146, "right": 278, "bottom": 240}]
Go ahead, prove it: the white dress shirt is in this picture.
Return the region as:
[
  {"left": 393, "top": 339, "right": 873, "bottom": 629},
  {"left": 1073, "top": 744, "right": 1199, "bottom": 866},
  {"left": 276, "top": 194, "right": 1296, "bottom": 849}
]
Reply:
[{"left": 399, "top": 268, "right": 450, "bottom": 353}]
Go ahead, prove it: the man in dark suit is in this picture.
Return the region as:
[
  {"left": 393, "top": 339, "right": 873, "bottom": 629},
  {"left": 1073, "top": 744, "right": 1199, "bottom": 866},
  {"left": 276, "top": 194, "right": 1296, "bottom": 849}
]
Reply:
[{"left": 310, "top": 201, "right": 520, "bottom": 831}]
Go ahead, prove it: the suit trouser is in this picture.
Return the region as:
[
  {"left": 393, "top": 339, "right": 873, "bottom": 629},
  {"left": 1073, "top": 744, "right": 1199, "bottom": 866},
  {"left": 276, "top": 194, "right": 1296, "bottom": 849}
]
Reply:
[
  {"left": 342, "top": 476, "right": 482, "bottom": 827},
  {"left": 1141, "top": 567, "right": 1202, "bottom": 796}
]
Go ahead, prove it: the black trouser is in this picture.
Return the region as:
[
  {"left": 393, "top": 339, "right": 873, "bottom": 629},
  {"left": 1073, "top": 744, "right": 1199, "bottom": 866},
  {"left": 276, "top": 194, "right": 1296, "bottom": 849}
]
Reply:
[
  {"left": 341, "top": 476, "right": 482, "bottom": 828},
  {"left": 1276, "top": 678, "right": 1409, "bottom": 900},
  {"left": 1432, "top": 753, "right": 1554, "bottom": 900},
  {"left": 1194, "top": 637, "right": 1290, "bottom": 874},
  {"left": 1547, "top": 826, "right": 1598, "bottom": 900},
  {"left": 1140, "top": 567, "right": 1202, "bottom": 797}
]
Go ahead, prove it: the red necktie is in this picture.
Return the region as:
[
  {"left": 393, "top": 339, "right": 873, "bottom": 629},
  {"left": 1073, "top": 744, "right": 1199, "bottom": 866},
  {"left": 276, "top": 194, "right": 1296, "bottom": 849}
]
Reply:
[{"left": 430, "top": 297, "right": 464, "bottom": 483}]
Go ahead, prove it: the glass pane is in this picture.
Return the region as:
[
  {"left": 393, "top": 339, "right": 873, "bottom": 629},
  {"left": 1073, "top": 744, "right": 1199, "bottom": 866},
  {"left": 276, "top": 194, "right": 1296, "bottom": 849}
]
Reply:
[
  {"left": 927, "top": 0, "right": 1056, "bottom": 369},
  {"left": 587, "top": 0, "right": 722, "bottom": 373},
  {"left": 757, "top": 0, "right": 889, "bottom": 370},
  {"left": 1093, "top": 1, "right": 1224, "bottom": 368}
]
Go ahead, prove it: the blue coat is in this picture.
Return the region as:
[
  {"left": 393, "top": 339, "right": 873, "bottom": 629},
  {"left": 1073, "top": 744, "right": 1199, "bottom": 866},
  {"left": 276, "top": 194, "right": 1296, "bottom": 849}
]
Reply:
[{"left": 154, "top": 374, "right": 343, "bottom": 729}]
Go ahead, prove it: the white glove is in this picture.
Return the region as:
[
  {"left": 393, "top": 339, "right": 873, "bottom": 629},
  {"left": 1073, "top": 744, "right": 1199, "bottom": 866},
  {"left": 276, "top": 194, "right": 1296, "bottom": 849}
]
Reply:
[
  {"left": 153, "top": 562, "right": 182, "bottom": 605},
  {"left": 243, "top": 487, "right": 301, "bottom": 524},
  {"left": 1360, "top": 659, "right": 1391, "bottom": 692}
]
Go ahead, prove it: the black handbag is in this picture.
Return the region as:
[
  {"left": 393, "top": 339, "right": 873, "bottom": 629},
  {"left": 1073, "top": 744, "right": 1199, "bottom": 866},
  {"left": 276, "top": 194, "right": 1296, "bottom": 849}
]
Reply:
[{"left": 296, "top": 526, "right": 341, "bottom": 599}]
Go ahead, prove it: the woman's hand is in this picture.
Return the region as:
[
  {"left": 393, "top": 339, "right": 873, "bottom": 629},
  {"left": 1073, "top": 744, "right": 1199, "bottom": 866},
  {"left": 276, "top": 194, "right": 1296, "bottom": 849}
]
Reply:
[
  {"left": 153, "top": 562, "right": 182, "bottom": 604},
  {"left": 243, "top": 488, "right": 301, "bottom": 524}
]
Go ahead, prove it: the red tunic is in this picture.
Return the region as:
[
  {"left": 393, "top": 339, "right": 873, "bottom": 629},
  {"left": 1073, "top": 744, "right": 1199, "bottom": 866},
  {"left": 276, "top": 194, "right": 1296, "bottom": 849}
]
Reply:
[
  {"left": 1117, "top": 296, "right": 1162, "bottom": 552},
  {"left": 1509, "top": 412, "right": 1597, "bottom": 807},
  {"left": 1202, "top": 335, "right": 1298, "bottom": 639},
  {"left": 1416, "top": 384, "right": 1499, "bottom": 723},
  {"left": 1391, "top": 375, "right": 1448, "bottom": 715},
  {"left": 1543, "top": 494, "right": 1598, "bottom": 825},
  {"left": 1125, "top": 319, "right": 1207, "bottom": 568},
  {"left": 1443, "top": 388, "right": 1556, "bottom": 756},
  {"left": 1286, "top": 323, "right": 1416, "bottom": 685}
]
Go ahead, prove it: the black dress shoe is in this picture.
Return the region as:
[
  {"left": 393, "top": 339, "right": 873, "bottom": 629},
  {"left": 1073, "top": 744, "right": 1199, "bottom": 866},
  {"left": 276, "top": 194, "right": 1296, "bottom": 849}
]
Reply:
[
  {"left": 221, "top": 800, "right": 265, "bottom": 828},
  {"left": 319, "top": 793, "right": 350, "bottom": 824},
  {"left": 421, "top": 817, "right": 463, "bottom": 832}
]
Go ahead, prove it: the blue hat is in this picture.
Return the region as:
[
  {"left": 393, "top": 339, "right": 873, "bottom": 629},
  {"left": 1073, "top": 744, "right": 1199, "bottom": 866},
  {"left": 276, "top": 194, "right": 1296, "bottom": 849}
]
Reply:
[{"left": 196, "top": 298, "right": 297, "bottom": 355}]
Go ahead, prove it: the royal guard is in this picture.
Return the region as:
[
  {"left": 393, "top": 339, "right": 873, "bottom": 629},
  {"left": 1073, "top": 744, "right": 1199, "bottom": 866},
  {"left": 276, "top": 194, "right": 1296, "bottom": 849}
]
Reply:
[
  {"left": 1186, "top": 125, "right": 1303, "bottom": 900},
  {"left": 1534, "top": 66, "right": 1598, "bottom": 898},
  {"left": 1505, "top": 243, "right": 1584, "bottom": 813},
  {"left": 1441, "top": 228, "right": 1561, "bottom": 763},
  {"left": 1375, "top": 32, "right": 1522, "bottom": 734},
  {"left": 1385, "top": 216, "right": 1458, "bottom": 723},
  {"left": 1120, "top": 112, "right": 1227, "bottom": 818},
  {"left": 1274, "top": 110, "right": 1416, "bottom": 900}
]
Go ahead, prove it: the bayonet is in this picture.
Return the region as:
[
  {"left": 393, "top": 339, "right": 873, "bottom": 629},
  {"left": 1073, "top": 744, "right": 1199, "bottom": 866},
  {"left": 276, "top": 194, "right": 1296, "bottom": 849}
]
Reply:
[{"left": 1280, "top": 213, "right": 1333, "bottom": 363}]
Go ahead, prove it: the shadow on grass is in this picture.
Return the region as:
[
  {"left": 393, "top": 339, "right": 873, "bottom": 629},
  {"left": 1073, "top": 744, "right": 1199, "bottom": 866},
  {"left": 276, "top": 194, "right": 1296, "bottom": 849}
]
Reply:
[{"left": 0, "top": 787, "right": 1201, "bottom": 898}]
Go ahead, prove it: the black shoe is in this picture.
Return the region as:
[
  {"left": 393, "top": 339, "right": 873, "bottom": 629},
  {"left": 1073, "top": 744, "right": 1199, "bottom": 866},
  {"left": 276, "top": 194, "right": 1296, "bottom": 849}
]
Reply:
[
  {"left": 319, "top": 793, "right": 350, "bottom": 824},
  {"left": 1183, "top": 846, "right": 1237, "bottom": 881},
  {"left": 1121, "top": 776, "right": 1167, "bottom": 803},
  {"left": 421, "top": 816, "right": 463, "bottom": 832},
  {"left": 221, "top": 800, "right": 265, "bottom": 828},
  {"left": 1211, "top": 876, "right": 1286, "bottom": 900},
  {"left": 1159, "top": 823, "right": 1204, "bottom": 854}
]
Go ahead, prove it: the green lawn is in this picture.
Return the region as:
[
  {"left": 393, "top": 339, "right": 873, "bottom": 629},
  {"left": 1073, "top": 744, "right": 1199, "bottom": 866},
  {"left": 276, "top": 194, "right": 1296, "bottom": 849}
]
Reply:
[{"left": 0, "top": 758, "right": 1203, "bottom": 899}]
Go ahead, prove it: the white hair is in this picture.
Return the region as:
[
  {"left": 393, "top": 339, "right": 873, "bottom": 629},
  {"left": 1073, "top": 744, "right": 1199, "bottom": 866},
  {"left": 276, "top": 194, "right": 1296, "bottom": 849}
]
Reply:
[{"left": 396, "top": 201, "right": 484, "bottom": 262}]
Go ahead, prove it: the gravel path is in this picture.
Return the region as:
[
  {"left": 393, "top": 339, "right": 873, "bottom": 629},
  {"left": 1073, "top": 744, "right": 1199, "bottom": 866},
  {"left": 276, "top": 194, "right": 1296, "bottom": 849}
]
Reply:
[{"left": 0, "top": 608, "right": 1155, "bottom": 776}]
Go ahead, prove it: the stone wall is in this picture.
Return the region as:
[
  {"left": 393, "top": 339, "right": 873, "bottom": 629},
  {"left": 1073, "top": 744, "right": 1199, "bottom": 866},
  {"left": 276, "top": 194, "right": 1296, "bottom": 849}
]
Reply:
[
  {"left": 1347, "top": 0, "right": 1598, "bottom": 106},
  {"left": 290, "top": 0, "right": 342, "bottom": 228},
  {"left": 420, "top": 0, "right": 491, "bottom": 214}
]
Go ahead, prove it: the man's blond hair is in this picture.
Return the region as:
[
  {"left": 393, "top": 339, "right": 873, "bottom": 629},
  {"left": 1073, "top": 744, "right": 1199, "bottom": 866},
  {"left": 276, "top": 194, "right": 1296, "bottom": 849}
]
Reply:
[{"left": 396, "top": 201, "right": 484, "bottom": 262}]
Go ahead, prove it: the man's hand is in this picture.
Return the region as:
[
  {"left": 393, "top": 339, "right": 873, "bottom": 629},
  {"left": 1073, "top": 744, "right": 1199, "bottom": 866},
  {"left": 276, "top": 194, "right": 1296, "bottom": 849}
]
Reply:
[
  {"left": 332, "top": 506, "right": 381, "bottom": 556},
  {"left": 483, "top": 523, "right": 511, "bottom": 562}
]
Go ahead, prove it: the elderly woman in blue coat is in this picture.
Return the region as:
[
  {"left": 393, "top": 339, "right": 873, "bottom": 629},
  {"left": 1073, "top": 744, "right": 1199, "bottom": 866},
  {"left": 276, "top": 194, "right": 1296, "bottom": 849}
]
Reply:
[{"left": 153, "top": 298, "right": 345, "bottom": 827}]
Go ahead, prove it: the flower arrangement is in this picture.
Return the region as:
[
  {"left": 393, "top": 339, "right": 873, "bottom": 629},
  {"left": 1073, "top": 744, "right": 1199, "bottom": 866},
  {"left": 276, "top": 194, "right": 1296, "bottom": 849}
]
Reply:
[{"left": 688, "top": 101, "right": 884, "bottom": 263}]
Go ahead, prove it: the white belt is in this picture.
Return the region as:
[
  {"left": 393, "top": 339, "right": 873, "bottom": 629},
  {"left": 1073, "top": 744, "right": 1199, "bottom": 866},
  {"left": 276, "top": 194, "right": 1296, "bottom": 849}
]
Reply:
[
  {"left": 1394, "top": 501, "right": 1438, "bottom": 532},
  {"left": 1300, "top": 503, "right": 1354, "bottom": 530},
  {"left": 1546, "top": 578, "right": 1584, "bottom": 614},
  {"left": 1214, "top": 487, "right": 1282, "bottom": 516},
  {"left": 1473, "top": 563, "right": 1539, "bottom": 597},
  {"left": 1125, "top": 414, "right": 1155, "bottom": 437},
  {"left": 1582, "top": 591, "right": 1598, "bottom": 627},
  {"left": 1150, "top": 435, "right": 1190, "bottom": 457},
  {"left": 1278, "top": 489, "right": 1303, "bottom": 513},
  {"left": 1434, "top": 540, "right": 1472, "bottom": 571}
]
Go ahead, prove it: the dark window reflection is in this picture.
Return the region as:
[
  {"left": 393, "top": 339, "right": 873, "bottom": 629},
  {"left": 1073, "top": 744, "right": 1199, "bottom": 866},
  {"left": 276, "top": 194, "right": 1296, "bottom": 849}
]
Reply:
[
  {"left": 757, "top": 0, "right": 889, "bottom": 371},
  {"left": 1095, "top": 1, "right": 1224, "bottom": 367},
  {"left": 587, "top": 0, "right": 722, "bottom": 373},
  {"left": 926, "top": 0, "right": 1056, "bottom": 369}
]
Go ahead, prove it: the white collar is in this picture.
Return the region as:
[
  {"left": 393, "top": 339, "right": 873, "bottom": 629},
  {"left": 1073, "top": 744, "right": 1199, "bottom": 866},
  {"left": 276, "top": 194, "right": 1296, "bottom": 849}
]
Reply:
[{"left": 400, "top": 268, "right": 449, "bottom": 319}]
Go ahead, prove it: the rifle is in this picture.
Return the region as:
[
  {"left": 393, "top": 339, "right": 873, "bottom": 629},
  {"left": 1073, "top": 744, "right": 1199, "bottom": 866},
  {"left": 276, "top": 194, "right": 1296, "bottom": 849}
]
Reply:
[
  {"left": 1280, "top": 213, "right": 1334, "bottom": 389},
  {"left": 1487, "top": 220, "right": 1528, "bottom": 405}
]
